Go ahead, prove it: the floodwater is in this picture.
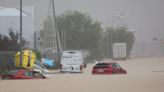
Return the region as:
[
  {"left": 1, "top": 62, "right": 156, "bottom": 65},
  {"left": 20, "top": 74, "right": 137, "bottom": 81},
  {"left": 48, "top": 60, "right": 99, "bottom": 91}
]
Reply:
[{"left": 0, "top": 57, "right": 164, "bottom": 92}]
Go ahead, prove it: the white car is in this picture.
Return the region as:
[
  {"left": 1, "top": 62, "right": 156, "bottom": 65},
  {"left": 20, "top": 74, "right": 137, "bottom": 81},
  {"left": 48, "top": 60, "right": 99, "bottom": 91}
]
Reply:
[{"left": 33, "top": 60, "right": 49, "bottom": 74}]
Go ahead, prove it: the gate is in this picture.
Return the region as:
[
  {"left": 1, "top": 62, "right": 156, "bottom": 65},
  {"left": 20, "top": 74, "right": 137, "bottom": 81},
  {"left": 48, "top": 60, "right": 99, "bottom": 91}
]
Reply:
[{"left": 0, "top": 51, "right": 16, "bottom": 76}]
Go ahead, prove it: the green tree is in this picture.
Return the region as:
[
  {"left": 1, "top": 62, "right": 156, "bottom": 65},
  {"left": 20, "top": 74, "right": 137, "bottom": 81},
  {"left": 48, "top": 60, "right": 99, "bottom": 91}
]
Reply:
[
  {"left": 42, "top": 11, "right": 135, "bottom": 62},
  {"left": 32, "top": 49, "right": 42, "bottom": 61},
  {"left": 56, "top": 11, "right": 103, "bottom": 60},
  {"left": 0, "top": 27, "right": 27, "bottom": 51},
  {"left": 104, "top": 27, "right": 135, "bottom": 58}
]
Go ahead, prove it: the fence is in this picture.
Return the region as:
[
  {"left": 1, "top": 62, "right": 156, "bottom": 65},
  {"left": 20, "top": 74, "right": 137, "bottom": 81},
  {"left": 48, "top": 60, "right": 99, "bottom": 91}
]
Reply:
[{"left": 0, "top": 51, "right": 16, "bottom": 76}]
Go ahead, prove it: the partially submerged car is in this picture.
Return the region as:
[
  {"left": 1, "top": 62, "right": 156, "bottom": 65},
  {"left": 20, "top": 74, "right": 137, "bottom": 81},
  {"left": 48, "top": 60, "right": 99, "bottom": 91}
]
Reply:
[
  {"left": 1, "top": 69, "right": 47, "bottom": 80},
  {"left": 92, "top": 62, "right": 127, "bottom": 74},
  {"left": 34, "top": 60, "right": 49, "bottom": 74}
]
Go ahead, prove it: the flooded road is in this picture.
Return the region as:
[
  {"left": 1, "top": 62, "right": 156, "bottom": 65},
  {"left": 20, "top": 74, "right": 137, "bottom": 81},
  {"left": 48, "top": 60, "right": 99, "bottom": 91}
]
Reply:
[{"left": 1, "top": 57, "right": 164, "bottom": 92}]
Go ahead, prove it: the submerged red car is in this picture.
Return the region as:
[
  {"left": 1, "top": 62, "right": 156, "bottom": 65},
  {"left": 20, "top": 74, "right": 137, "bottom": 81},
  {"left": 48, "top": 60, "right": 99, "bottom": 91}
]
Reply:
[
  {"left": 2, "top": 69, "right": 46, "bottom": 80},
  {"left": 92, "top": 62, "right": 127, "bottom": 74}
]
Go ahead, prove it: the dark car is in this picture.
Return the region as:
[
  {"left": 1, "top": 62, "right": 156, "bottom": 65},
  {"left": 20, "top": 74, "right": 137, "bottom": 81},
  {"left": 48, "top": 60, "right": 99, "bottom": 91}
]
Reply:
[
  {"left": 1, "top": 69, "right": 46, "bottom": 80},
  {"left": 92, "top": 62, "right": 127, "bottom": 74}
]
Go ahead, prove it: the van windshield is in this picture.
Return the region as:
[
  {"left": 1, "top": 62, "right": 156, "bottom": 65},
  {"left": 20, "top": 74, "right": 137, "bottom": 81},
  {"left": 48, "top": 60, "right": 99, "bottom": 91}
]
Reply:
[{"left": 61, "top": 57, "right": 82, "bottom": 65}]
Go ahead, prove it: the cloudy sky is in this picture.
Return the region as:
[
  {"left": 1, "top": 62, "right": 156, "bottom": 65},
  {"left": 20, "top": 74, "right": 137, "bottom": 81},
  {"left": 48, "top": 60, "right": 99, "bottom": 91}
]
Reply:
[{"left": 54, "top": 0, "right": 164, "bottom": 43}]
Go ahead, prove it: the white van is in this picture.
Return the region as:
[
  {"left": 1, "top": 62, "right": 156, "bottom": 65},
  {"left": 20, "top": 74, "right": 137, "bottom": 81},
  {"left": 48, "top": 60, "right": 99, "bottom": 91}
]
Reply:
[{"left": 60, "top": 50, "right": 84, "bottom": 73}]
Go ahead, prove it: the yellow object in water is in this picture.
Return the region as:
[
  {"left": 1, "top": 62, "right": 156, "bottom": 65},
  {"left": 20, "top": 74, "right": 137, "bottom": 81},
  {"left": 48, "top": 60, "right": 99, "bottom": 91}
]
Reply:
[{"left": 14, "top": 50, "right": 36, "bottom": 69}]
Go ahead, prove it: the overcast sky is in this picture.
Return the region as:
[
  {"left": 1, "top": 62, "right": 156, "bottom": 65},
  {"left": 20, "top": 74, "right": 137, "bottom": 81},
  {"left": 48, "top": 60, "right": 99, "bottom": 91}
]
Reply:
[
  {"left": 0, "top": 0, "right": 164, "bottom": 43},
  {"left": 55, "top": 0, "right": 164, "bottom": 43},
  {"left": 0, "top": 0, "right": 164, "bottom": 56}
]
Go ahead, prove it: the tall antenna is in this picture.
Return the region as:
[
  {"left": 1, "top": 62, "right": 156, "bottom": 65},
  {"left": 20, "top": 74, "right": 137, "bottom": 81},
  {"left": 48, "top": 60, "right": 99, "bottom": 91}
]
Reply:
[{"left": 42, "top": 0, "right": 62, "bottom": 61}]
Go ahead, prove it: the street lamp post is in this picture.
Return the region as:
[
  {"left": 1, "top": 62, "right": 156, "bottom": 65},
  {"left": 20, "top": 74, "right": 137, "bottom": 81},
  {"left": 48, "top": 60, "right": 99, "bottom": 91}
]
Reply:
[{"left": 106, "top": 14, "right": 125, "bottom": 59}]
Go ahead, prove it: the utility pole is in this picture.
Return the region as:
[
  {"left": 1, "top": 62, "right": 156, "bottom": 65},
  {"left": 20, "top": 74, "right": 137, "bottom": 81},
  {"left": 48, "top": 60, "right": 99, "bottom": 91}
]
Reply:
[
  {"left": 20, "top": 0, "right": 23, "bottom": 67},
  {"left": 52, "top": 0, "right": 62, "bottom": 61}
]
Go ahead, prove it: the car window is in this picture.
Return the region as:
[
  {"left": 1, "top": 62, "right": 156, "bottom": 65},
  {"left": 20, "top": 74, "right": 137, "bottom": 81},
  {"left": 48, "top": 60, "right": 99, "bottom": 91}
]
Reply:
[
  {"left": 24, "top": 71, "right": 33, "bottom": 77},
  {"left": 95, "top": 63, "right": 109, "bottom": 68},
  {"left": 96, "top": 63, "right": 109, "bottom": 66},
  {"left": 112, "top": 63, "right": 117, "bottom": 68},
  {"left": 115, "top": 63, "right": 121, "bottom": 69}
]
